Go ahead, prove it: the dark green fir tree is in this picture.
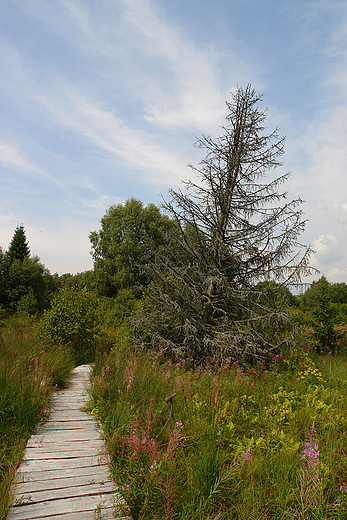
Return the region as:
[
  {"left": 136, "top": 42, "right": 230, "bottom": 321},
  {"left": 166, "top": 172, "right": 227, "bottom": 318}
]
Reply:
[{"left": 8, "top": 224, "right": 30, "bottom": 263}]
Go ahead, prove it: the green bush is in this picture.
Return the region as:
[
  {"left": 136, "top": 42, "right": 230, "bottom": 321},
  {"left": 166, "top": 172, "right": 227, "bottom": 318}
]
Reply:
[{"left": 41, "top": 286, "right": 101, "bottom": 364}]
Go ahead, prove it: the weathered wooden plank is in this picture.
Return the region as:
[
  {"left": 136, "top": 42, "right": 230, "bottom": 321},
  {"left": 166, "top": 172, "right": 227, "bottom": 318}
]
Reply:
[
  {"left": 24, "top": 447, "right": 100, "bottom": 459},
  {"left": 14, "top": 481, "right": 116, "bottom": 505},
  {"left": 18, "top": 464, "right": 110, "bottom": 482},
  {"left": 46, "top": 413, "right": 91, "bottom": 421},
  {"left": 20, "top": 456, "right": 107, "bottom": 472},
  {"left": 14, "top": 474, "right": 113, "bottom": 494},
  {"left": 9, "top": 493, "right": 124, "bottom": 519},
  {"left": 11, "top": 508, "right": 127, "bottom": 520},
  {"left": 10, "top": 510, "right": 116, "bottom": 520},
  {"left": 25, "top": 440, "right": 100, "bottom": 451},
  {"left": 27, "top": 430, "right": 102, "bottom": 443},
  {"left": 44, "top": 513, "right": 132, "bottom": 520},
  {"left": 37, "top": 421, "right": 97, "bottom": 430}
]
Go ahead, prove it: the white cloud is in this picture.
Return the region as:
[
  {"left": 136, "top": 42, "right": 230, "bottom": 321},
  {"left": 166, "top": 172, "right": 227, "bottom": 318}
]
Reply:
[
  {"left": 6, "top": 0, "right": 234, "bottom": 189},
  {"left": 311, "top": 234, "right": 342, "bottom": 265},
  {"left": 326, "top": 267, "right": 347, "bottom": 282},
  {"left": 14, "top": 0, "right": 230, "bottom": 132}
]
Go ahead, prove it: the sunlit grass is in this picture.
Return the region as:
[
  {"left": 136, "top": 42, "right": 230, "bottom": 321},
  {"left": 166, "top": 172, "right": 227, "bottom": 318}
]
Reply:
[{"left": 90, "top": 341, "right": 347, "bottom": 519}]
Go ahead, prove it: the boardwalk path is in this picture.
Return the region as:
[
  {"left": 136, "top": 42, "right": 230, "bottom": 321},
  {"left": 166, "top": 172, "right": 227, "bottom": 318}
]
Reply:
[{"left": 8, "top": 365, "right": 132, "bottom": 520}]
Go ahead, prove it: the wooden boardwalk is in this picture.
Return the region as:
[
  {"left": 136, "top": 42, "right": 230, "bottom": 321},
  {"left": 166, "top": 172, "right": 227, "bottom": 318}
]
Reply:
[{"left": 8, "top": 365, "right": 132, "bottom": 520}]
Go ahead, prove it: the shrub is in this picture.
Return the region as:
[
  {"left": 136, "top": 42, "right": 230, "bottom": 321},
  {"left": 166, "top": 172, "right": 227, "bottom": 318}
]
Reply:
[{"left": 41, "top": 286, "right": 101, "bottom": 363}]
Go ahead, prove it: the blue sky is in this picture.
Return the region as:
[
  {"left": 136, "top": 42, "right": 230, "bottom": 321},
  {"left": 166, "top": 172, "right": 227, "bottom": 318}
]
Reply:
[{"left": 1, "top": 0, "right": 347, "bottom": 282}]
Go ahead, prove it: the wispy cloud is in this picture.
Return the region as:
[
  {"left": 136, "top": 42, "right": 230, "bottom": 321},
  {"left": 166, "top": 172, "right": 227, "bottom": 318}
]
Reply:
[
  {"left": 35, "top": 81, "right": 189, "bottom": 186},
  {"left": 120, "top": 0, "right": 226, "bottom": 130},
  {"left": 0, "top": 139, "right": 42, "bottom": 174},
  {"left": 7, "top": 0, "right": 234, "bottom": 188}
]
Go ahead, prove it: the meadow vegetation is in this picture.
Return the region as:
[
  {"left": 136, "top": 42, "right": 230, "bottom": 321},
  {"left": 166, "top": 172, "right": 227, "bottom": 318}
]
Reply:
[{"left": 89, "top": 330, "right": 347, "bottom": 519}]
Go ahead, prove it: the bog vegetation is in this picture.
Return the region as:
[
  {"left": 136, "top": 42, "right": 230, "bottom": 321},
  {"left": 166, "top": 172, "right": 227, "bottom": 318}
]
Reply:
[{"left": 1, "top": 86, "right": 347, "bottom": 519}]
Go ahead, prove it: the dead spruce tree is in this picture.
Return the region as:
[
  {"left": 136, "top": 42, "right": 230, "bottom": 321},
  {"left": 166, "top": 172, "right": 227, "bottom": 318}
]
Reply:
[{"left": 140, "top": 85, "right": 313, "bottom": 364}]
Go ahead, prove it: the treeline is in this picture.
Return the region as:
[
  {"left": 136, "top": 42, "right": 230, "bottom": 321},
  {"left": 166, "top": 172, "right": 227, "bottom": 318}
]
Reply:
[
  {"left": 0, "top": 225, "right": 61, "bottom": 318},
  {"left": 2, "top": 204, "right": 347, "bottom": 362}
]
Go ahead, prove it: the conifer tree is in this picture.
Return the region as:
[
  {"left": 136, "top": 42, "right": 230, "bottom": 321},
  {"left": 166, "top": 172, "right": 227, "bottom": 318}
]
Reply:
[
  {"left": 141, "top": 85, "right": 314, "bottom": 363},
  {"left": 8, "top": 224, "right": 30, "bottom": 263}
]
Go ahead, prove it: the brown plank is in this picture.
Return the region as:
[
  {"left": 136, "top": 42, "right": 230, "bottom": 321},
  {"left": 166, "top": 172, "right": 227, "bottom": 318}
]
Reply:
[
  {"left": 20, "top": 456, "right": 108, "bottom": 472},
  {"left": 25, "top": 440, "right": 100, "bottom": 452},
  {"left": 27, "top": 430, "right": 102, "bottom": 443}
]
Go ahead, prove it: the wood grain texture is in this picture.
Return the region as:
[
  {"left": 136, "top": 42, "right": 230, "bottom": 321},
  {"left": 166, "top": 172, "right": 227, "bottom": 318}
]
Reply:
[{"left": 8, "top": 365, "right": 132, "bottom": 520}]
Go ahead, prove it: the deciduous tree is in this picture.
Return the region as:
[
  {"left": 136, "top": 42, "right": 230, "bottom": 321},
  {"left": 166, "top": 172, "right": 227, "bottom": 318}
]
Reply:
[{"left": 90, "top": 198, "right": 175, "bottom": 296}]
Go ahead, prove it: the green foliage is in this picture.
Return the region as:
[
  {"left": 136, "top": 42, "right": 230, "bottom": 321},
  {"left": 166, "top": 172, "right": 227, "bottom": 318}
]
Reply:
[
  {"left": 0, "top": 226, "right": 53, "bottom": 316},
  {"left": 90, "top": 198, "right": 175, "bottom": 296},
  {"left": 90, "top": 339, "right": 347, "bottom": 519},
  {"left": 57, "top": 270, "right": 97, "bottom": 292},
  {"left": 298, "top": 277, "right": 347, "bottom": 310},
  {"left": 41, "top": 286, "right": 101, "bottom": 364},
  {"left": 254, "top": 281, "right": 297, "bottom": 309},
  {"left": 310, "top": 278, "right": 339, "bottom": 350},
  {"left": 296, "top": 277, "right": 345, "bottom": 350},
  {"left": 0, "top": 248, "right": 6, "bottom": 309},
  {"left": 100, "top": 288, "right": 139, "bottom": 328},
  {"left": 5, "top": 256, "right": 49, "bottom": 314},
  {"left": 7, "top": 224, "right": 30, "bottom": 263}
]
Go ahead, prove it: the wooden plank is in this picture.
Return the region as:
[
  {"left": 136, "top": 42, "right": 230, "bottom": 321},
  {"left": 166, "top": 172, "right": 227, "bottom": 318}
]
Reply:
[
  {"left": 46, "top": 413, "right": 91, "bottom": 421},
  {"left": 37, "top": 421, "right": 97, "bottom": 430},
  {"left": 43, "top": 513, "right": 132, "bottom": 520},
  {"left": 14, "top": 481, "right": 116, "bottom": 504},
  {"left": 15, "top": 474, "right": 113, "bottom": 494},
  {"left": 18, "top": 464, "right": 110, "bottom": 482},
  {"left": 20, "top": 456, "right": 107, "bottom": 472},
  {"left": 10, "top": 509, "right": 117, "bottom": 520},
  {"left": 26, "top": 440, "right": 100, "bottom": 451},
  {"left": 8, "top": 493, "right": 124, "bottom": 519},
  {"left": 11, "top": 508, "right": 128, "bottom": 520},
  {"left": 24, "top": 447, "right": 100, "bottom": 459},
  {"left": 27, "top": 430, "right": 102, "bottom": 442}
]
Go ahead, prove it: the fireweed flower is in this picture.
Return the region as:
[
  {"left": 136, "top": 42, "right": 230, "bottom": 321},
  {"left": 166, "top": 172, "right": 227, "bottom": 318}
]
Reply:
[
  {"left": 340, "top": 483, "right": 347, "bottom": 492},
  {"left": 301, "top": 440, "right": 320, "bottom": 466},
  {"left": 237, "top": 450, "right": 251, "bottom": 464},
  {"left": 175, "top": 421, "right": 183, "bottom": 430}
]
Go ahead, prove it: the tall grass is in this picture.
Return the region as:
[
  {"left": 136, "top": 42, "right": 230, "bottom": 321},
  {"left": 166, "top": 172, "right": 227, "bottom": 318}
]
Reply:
[
  {"left": 0, "top": 320, "right": 74, "bottom": 520},
  {"left": 90, "top": 342, "right": 347, "bottom": 519}
]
